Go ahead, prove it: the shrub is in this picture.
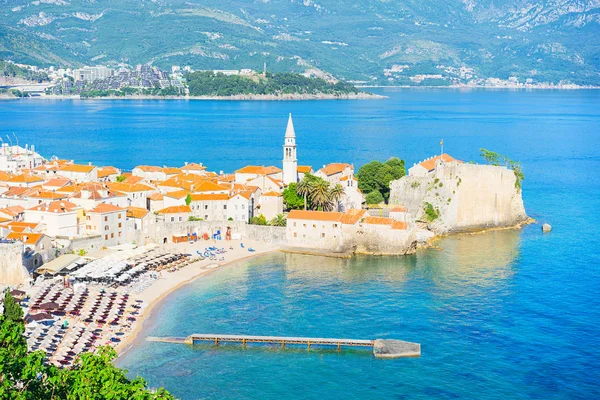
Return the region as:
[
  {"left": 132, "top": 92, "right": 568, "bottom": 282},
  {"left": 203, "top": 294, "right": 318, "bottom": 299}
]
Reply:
[{"left": 423, "top": 202, "right": 440, "bottom": 222}]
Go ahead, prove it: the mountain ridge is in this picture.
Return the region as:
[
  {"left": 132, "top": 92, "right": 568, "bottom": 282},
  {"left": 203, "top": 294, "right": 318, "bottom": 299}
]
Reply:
[{"left": 1, "top": 0, "right": 599, "bottom": 85}]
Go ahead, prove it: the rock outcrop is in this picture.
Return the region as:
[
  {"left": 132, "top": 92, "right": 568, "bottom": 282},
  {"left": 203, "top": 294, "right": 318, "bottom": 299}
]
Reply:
[{"left": 389, "top": 161, "right": 527, "bottom": 234}]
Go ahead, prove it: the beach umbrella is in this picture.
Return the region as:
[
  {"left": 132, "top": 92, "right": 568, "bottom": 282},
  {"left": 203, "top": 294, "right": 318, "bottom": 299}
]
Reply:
[
  {"left": 27, "top": 313, "right": 53, "bottom": 322},
  {"left": 39, "top": 302, "right": 59, "bottom": 310}
]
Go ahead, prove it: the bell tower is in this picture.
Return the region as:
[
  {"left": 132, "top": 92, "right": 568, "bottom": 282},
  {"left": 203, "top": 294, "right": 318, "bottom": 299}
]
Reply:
[{"left": 283, "top": 113, "right": 298, "bottom": 185}]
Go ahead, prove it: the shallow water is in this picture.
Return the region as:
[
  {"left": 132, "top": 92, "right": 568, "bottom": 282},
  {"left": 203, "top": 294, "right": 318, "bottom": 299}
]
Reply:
[{"left": 4, "top": 88, "right": 599, "bottom": 398}]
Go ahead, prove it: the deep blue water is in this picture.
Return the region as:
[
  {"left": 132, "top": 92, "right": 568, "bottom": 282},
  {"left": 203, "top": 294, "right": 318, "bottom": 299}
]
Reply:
[{"left": 3, "top": 89, "right": 600, "bottom": 399}]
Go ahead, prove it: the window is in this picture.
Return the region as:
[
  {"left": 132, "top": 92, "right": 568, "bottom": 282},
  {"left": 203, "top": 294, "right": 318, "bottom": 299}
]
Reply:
[
  {"left": 104, "top": 225, "right": 109, "bottom": 231},
  {"left": 134, "top": 223, "right": 138, "bottom": 230},
  {"left": 204, "top": 215, "right": 208, "bottom": 220},
  {"left": 178, "top": 217, "right": 182, "bottom": 221},
  {"left": 293, "top": 232, "right": 297, "bottom": 238},
  {"left": 313, "top": 224, "right": 316, "bottom": 228},
  {"left": 303, "top": 224, "right": 306, "bottom": 228},
  {"left": 118, "top": 232, "right": 122, "bottom": 237},
  {"left": 105, "top": 234, "right": 108, "bottom": 240},
  {"left": 111, "top": 233, "right": 114, "bottom": 238},
  {"left": 223, "top": 205, "right": 227, "bottom": 210},
  {"left": 118, "top": 214, "right": 122, "bottom": 219},
  {"left": 170, "top": 217, "right": 174, "bottom": 222},
  {"left": 334, "top": 224, "right": 338, "bottom": 228},
  {"left": 118, "top": 223, "right": 122, "bottom": 228},
  {"left": 321, "top": 233, "right": 325, "bottom": 238},
  {"left": 104, "top": 216, "right": 108, "bottom": 222}
]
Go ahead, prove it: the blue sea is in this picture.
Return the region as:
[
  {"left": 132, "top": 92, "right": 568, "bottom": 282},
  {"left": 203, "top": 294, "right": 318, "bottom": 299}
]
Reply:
[{"left": 2, "top": 89, "right": 600, "bottom": 399}]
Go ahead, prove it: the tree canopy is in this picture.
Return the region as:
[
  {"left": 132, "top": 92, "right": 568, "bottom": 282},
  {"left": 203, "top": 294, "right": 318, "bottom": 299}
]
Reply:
[{"left": 357, "top": 157, "right": 406, "bottom": 203}]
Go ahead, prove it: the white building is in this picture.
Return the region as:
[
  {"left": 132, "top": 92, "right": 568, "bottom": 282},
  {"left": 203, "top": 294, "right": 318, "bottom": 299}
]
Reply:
[
  {"left": 258, "top": 191, "right": 284, "bottom": 220},
  {"left": 25, "top": 200, "right": 83, "bottom": 238},
  {"left": 85, "top": 203, "right": 127, "bottom": 246},
  {"left": 0, "top": 144, "right": 45, "bottom": 173},
  {"left": 282, "top": 113, "right": 298, "bottom": 185},
  {"left": 408, "top": 154, "right": 462, "bottom": 177},
  {"left": 73, "top": 66, "right": 112, "bottom": 82}
]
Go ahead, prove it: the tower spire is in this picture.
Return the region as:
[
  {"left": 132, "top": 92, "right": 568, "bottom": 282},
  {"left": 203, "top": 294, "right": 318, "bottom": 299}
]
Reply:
[
  {"left": 285, "top": 113, "right": 296, "bottom": 138},
  {"left": 282, "top": 113, "right": 298, "bottom": 185}
]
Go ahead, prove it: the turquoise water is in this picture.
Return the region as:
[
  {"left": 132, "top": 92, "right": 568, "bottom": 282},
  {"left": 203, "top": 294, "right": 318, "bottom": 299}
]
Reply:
[{"left": 3, "top": 89, "right": 600, "bottom": 398}]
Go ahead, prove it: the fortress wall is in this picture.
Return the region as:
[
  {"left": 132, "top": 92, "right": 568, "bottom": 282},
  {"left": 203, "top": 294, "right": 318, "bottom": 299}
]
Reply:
[
  {"left": 0, "top": 242, "right": 30, "bottom": 286},
  {"left": 390, "top": 162, "right": 527, "bottom": 233}
]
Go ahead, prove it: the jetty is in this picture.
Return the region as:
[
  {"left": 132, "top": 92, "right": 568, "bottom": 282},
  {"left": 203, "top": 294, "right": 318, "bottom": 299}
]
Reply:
[{"left": 146, "top": 333, "right": 420, "bottom": 358}]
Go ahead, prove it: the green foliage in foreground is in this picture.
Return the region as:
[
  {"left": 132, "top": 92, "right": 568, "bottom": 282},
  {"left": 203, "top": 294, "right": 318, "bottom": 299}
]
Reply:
[
  {"left": 186, "top": 72, "right": 361, "bottom": 97},
  {"left": 480, "top": 148, "right": 524, "bottom": 189},
  {"left": 357, "top": 157, "right": 406, "bottom": 203},
  {"left": 249, "top": 214, "right": 268, "bottom": 226},
  {"left": 283, "top": 183, "right": 306, "bottom": 211},
  {"left": 0, "top": 291, "right": 175, "bottom": 399}
]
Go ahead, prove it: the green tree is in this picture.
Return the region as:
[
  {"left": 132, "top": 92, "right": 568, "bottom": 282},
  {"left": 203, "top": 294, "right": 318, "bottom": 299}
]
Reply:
[
  {"left": 249, "top": 214, "right": 267, "bottom": 225},
  {"left": 295, "top": 179, "right": 314, "bottom": 210},
  {"left": 116, "top": 175, "right": 127, "bottom": 182},
  {"left": 270, "top": 214, "right": 287, "bottom": 227},
  {"left": 310, "top": 179, "right": 331, "bottom": 211},
  {"left": 365, "top": 190, "right": 384, "bottom": 205},
  {"left": 3, "top": 290, "right": 23, "bottom": 321},
  {"left": 282, "top": 183, "right": 305, "bottom": 210},
  {"left": 357, "top": 157, "right": 406, "bottom": 202},
  {"left": 185, "top": 194, "right": 192, "bottom": 206}
]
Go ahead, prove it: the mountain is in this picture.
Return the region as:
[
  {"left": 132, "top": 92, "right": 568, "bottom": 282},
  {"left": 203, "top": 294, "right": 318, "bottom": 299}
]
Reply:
[{"left": 1, "top": 0, "right": 599, "bottom": 85}]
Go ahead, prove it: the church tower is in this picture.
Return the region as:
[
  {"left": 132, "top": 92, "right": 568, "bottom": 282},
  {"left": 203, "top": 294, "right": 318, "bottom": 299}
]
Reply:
[{"left": 283, "top": 113, "right": 298, "bottom": 185}]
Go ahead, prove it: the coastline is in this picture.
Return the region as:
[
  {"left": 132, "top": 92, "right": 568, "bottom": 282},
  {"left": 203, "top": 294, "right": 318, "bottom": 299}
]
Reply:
[
  {"left": 115, "top": 240, "right": 280, "bottom": 358},
  {"left": 0, "top": 92, "right": 385, "bottom": 101}
]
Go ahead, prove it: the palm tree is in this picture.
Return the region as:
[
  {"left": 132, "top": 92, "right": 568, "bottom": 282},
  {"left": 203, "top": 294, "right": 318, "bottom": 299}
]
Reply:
[
  {"left": 270, "top": 214, "right": 287, "bottom": 227},
  {"left": 296, "top": 179, "right": 313, "bottom": 210},
  {"left": 310, "top": 180, "right": 331, "bottom": 211},
  {"left": 328, "top": 184, "right": 344, "bottom": 211}
]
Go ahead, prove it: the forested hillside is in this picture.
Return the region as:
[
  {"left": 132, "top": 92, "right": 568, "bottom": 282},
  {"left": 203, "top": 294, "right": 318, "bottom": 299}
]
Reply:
[{"left": 1, "top": 0, "right": 599, "bottom": 85}]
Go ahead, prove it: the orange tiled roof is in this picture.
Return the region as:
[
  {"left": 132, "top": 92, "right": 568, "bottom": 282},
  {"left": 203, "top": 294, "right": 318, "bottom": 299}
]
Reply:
[
  {"left": 0, "top": 206, "right": 25, "bottom": 217},
  {"left": 288, "top": 210, "right": 344, "bottom": 222},
  {"left": 318, "top": 163, "right": 352, "bottom": 176},
  {"left": 97, "top": 166, "right": 120, "bottom": 178},
  {"left": 339, "top": 175, "right": 357, "bottom": 182},
  {"left": 135, "top": 165, "right": 163, "bottom": 172},
  {"left": 165, "top": 190, "right": 191, "bottom": 199},
  {"left": 218, "top": 174, "right": 236, "bottom": 183},
  {"left": 235, "top": 165, "right": 282, "bottom": 175},
  {"left": 29, "top": 200, "right": 79, "bottom": 213},
  {"left": 124, "top": 175, "right": 144, "bottom": 184},
  {"left": 7, "top": 173, "right": 44, "bottom": 183},
  {"left": 181, "top": 163, "right": 206, "bottom": 171},
  {"left": 163, "top": 167, "right": 182, "bottom": 175},
  {"left": 339, "top": 209, "right": 366, "bottom": 225},
  {"left": 418, "top": 153, "right": 462, "bottom": 172},
  {"left": 193, "top": 180, "right": 229, "bottom": 193},
  {"left": 0, "top": 171, "right": 12, "bottom": 181},
  {"left": 7, "top": 232, "right": 44, "bottom": 245},
  {"left": 156, "top": 205, "right": 191, "bottom": 214},
  {"left": 297, "top": 166, "right": 313, "bottom": 174},
  {"left": 189, "top": 193, "right": 229, "bottom": 201},
  {"left": 44, "top": 178, "right": 71, "bottom": 188},
  {"left": 88, "top": 203, "right": 124, "bottom": 213},
  {"left": 126, "top": 207, "right": 150, "bottom": 219},
  {"left": 148, "top": 192, "right": 164, "bottom": 201},
  {"left": 391, "top": 221, "right": 407, "bottom": 230},
  {"left": 260, "top": 191, "right": 282, "bottom": 197},
  {"left": 1, "top": 221, "right": 38, "bottom": 230},
  {"left": 106, "top": 182, "right": 155, "bottom": 193},
  {"left": 363, "top": 216, "right": 394, "bottom": 225},
  {"left": 29, "top": 190, "right": 68, "bottom": 200},
  {"left": 58, "top": 164, "right": 96, "bottom": 173}
]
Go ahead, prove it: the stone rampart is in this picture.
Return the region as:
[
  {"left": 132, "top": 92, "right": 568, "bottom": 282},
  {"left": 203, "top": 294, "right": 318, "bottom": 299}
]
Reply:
[
  {"left": 0, "top": 242, "right": 30, "bottom": 286},
  {"left": 390, "top": 162, "right": 527, "bottom": 233}
]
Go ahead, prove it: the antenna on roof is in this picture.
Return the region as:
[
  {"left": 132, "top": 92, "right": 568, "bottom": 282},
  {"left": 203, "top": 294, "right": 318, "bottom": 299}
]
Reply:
[
  {"left": 13, "top": 133, "right": 19, "bottom": 149},
  {"left": 6, "top": 135, "right": 12, "bottom": 147}
]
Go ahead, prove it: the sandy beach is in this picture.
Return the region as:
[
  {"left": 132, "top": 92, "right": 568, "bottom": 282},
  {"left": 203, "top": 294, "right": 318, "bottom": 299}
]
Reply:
[{"left": 115, "top": 238, "right": 280, "bottom": 356}]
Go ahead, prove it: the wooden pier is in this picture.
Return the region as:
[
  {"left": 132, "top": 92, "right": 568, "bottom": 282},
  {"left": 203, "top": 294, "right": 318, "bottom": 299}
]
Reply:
[{"left": 147, "top": 333, "right": 420, "bottom": 358}]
